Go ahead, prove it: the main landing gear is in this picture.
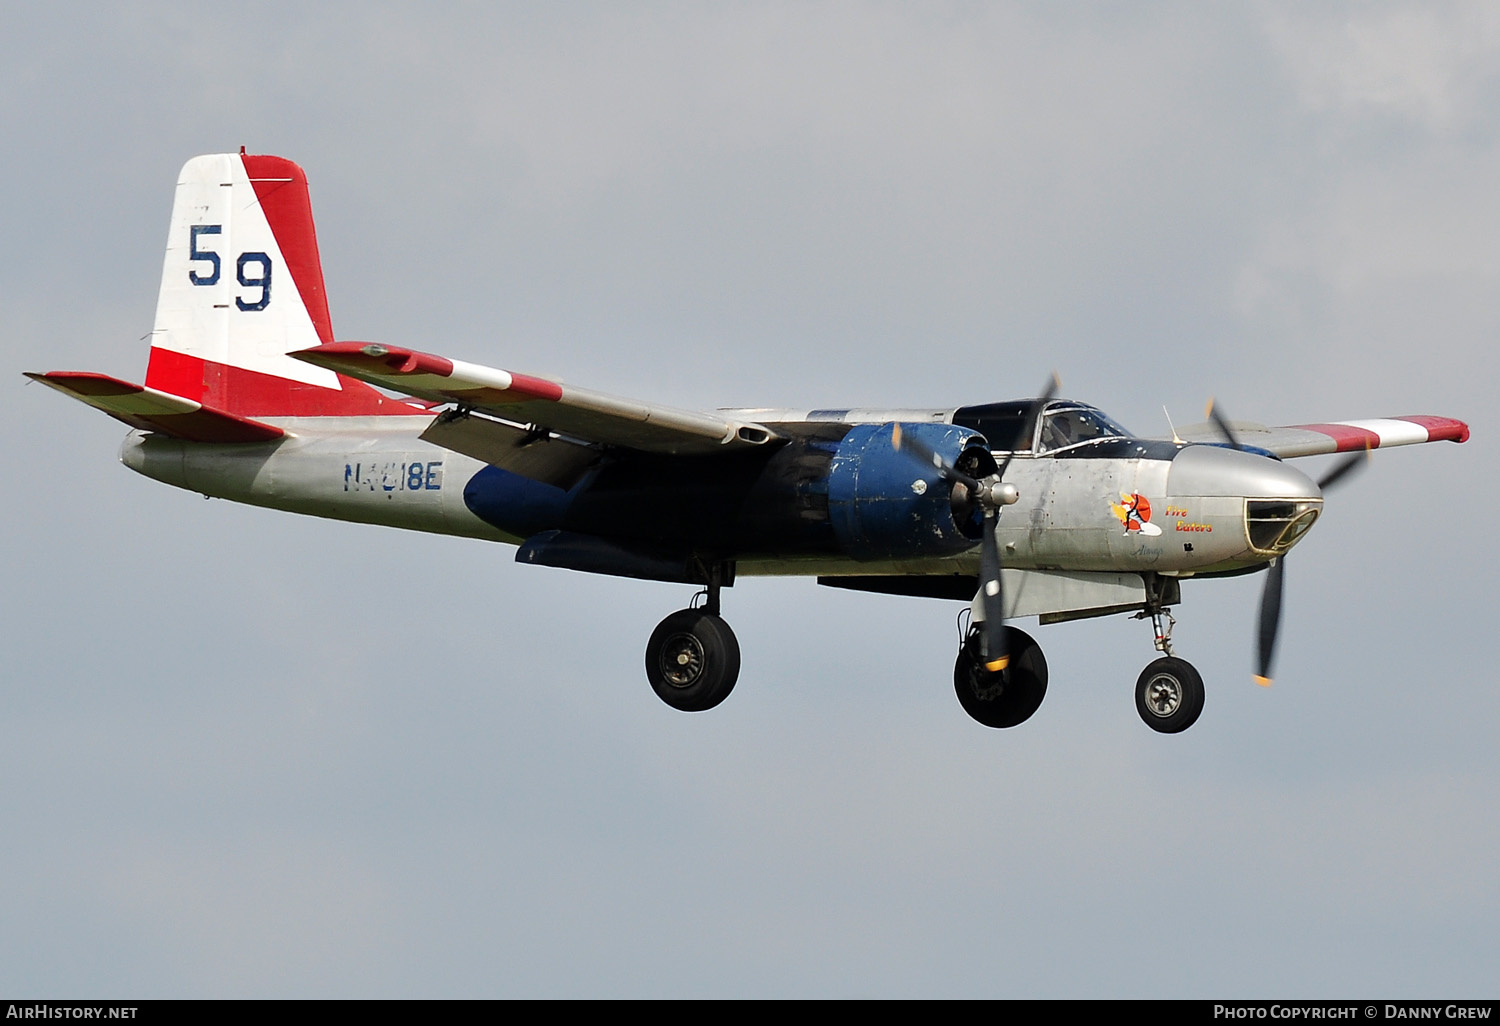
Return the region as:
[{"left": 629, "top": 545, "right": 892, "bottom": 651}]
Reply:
[
  {"left": 953, "top": 624, "right": 1049, "bottom": 728},
  {"left": 644, "top": 567, "right": 740, "bottom": 712}
]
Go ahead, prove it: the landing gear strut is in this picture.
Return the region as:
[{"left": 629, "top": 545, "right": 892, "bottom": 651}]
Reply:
[
  {"left": 953, "top": 624, "right": 1048, "bottom": 728},
  {"left": 1131, "top": 576, "right": 1204, "bottom": 733},
  {"left": 644, "top": 562, "right": 740, "bottom": 712}
]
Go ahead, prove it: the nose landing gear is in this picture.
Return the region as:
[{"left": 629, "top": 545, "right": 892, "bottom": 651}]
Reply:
[{"left": 1131, "top": 583, "right": 1204, "bottom": 733}]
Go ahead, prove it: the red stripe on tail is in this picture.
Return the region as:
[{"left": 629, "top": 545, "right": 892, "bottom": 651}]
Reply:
[
  {"left": 147, "top": 349, "right": 428, "bottom": 418},
  {"left": 243, "top": 154, "right": 335, "bottom": 345}
]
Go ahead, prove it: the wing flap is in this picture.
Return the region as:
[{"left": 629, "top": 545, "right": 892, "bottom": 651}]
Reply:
[
  {"left": 1170, "top": 415, "right": 1469, "bottom": 458},
  {"left": 419, "top": 409, "right": 600, "bottom": 489},
  {"left": 291, "top": 342, "right": 778, "bottom": 455},
  {"left": 25, "top": 371, "right": 285, "bottom": 443}
]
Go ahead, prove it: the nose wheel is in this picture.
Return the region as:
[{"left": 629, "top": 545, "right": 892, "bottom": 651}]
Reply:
[
  {"left": 1134, "top": 656, "right": 1204, "bottom": 733},
  {"left": 1129, "top": 578, "right": 1204, "bottom": 733}
]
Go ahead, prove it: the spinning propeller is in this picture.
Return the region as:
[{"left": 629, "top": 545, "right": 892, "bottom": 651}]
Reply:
[
  {"left": 893, "top": 374, "right": 1060, "bottom": 675},
  {"left": 1204, "top": 399, "right": 1368, "bottom": 687}
]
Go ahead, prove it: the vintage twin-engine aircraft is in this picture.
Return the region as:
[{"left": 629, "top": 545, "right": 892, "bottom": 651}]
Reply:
[{"left": 29, "top": 152, "right": 1470, "bottom": 733}]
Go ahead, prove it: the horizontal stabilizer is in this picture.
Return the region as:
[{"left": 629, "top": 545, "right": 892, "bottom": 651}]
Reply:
[
  {"left": 1170, "top": 415, "right": 1469, "bottom": 458},
  {"left": 292, "top": 342, "right": 780, "bottom": 455},
  {"left": 25, "top": 371, "right": 285, "bottom": 443}
]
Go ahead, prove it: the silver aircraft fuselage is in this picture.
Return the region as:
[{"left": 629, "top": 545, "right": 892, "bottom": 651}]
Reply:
[{"left": 121, "top": 411, "right": 1322, "bottom": 582}]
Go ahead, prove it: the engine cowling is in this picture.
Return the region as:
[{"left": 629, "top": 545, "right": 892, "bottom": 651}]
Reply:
[
  {"left": 827, "top": 422, "right": 995, "bottom": 561},
  {"left": 460, "top": 419, "right": 997, "bottom": 573}
]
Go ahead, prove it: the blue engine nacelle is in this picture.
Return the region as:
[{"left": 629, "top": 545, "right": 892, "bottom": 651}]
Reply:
[
  {"left": 827, "top": 422, "right": 995, "bottom": 562},
  {"left": 460, "top": 419, "right": 997, "bottom": 573}
]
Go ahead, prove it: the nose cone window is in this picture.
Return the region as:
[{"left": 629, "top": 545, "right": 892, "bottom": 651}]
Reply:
[{"left": 1246, "top": 500, "right": 1322, "bottom": 554}]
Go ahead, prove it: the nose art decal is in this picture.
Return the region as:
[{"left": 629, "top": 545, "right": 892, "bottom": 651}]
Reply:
[{"left": 1111, "top": 492, "right": 1162, "bottom": 536}]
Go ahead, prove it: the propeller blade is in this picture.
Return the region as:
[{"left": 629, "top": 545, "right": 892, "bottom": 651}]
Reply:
[
  {"left": 978, "top": 511, "right": 1008, "bottom": 672},
  {"left": 1206, "top": 399, "right": 1355, "bottom": 687},
  {"left": 1204, "top": 398, "right": 1244, "bottom": 452},
  {"left": 1245, "top": 449, "right": 1364, "bottom": 686},
  {"left": 893, "top": 376, "right": 1058, "bottom": 678},
  {"left": 997, "top": 372, "right": 1060, "bottom": 480},
  {"left": 1317, "top": 450, "right": 1367, "bottom": 492},
  {"left": 981, "top": 372, "right": 1056, "bottom": 671},
  {"left": 1245, "top": 449, "right": 1362, "bottom": 687},
  {"left": 1254, "top": 556, "right": 1285, "bottom": 687}
]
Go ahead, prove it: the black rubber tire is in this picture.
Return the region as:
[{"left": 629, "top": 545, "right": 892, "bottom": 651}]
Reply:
[
  {"left": 953, "top": 625, "right": 1048, "bottom": 728},
  {"left": 645, "top": 609, "right": 741, "bottom": 712},
  {"left": 1135, "top": 656, "right": 1205, "bottom": 733}
]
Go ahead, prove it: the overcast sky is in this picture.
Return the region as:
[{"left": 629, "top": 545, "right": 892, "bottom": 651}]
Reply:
[{"left": 3, "top": 2, "right": 1495, "bottom": 998}]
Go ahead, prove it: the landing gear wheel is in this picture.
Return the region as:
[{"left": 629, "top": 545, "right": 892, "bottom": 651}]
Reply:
[
  {"left": 1135, "top": 656, "right": 1205, "bottom": 733},
  {"left": 645, "top": 609, "right": 741, "bottom": 712},
  {"left": 953, "top": 625, "right": 1048, "bottom": 728}
]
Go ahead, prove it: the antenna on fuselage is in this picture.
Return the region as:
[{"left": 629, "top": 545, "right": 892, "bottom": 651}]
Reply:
[{"left": 1163, "top": 406, "right": 1183, "bottom": 444}]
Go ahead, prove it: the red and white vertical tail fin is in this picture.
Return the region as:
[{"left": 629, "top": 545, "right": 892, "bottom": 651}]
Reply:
[{"left": 144, "top": 152, "right": 420, "bottom": 417}]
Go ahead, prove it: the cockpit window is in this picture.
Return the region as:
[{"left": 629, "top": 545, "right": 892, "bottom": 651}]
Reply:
[
  {"left": 1038, "top": 406, "right": 1131, "bottom": 452},
  {"left": 950, "top": 401, "right": 1038, "bottom": 452},
  {"left": 953, "top": 400, "right": 1131, "bottom": 454}
]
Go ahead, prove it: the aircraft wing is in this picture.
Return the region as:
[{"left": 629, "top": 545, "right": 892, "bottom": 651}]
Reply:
[
  {"left": 24, "top": 371, "right": 285, "bottom": 443},
  {"left": 291, "top": 343, "right": 780, "bottom": 455},
  {"left": 1169, "top": 415, "right": 1469, "bottom": 458}
]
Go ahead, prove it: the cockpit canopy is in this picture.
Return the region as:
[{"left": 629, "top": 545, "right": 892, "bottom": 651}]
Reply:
[{"left": 952, "top": 400, "right": 1132, "bottom": 454}]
